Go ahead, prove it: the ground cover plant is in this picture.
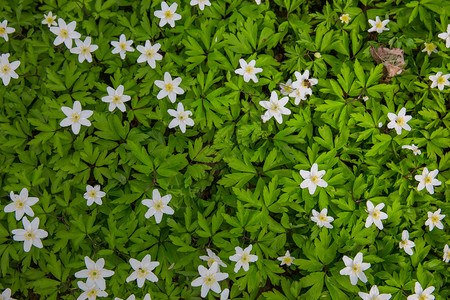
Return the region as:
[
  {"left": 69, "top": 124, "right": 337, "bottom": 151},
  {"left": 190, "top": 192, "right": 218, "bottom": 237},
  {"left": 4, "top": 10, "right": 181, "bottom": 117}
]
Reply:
[{"left": 0, "top": 0, "right": 449, "bottom": 299}]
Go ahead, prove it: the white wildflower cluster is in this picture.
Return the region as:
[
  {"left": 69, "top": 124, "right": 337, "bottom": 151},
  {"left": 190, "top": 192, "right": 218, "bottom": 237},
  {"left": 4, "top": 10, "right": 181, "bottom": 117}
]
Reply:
[
  {"left": 0, "top": 20, "right": 19, "bottom": 86},
  {"left": 4, "top": 188, "right": 48, "bottom": 252},
  {"left": 1, "top": 3, "right": 449, "bottom": 300},
  {"left": 191, "top": 245, "right": 258, "bottom": 298}
]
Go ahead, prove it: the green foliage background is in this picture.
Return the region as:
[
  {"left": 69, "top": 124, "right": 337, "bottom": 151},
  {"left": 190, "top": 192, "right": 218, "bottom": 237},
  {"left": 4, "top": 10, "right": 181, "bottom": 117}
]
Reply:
[{"left": 1, "top": 0, "right": 449, "bottom": 299}]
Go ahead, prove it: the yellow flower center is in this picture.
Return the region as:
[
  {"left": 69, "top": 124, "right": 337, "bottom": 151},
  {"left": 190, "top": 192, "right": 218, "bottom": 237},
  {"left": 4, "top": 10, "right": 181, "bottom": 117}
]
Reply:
[
  {"left": 283, "top": 257, "right": 292, "bottom": 264},
  {"left": 241, "top": 253, "right": 250, "bottom": 263},
  {"left": 120, "top": 42, "right": 127, "bottom": 50},
  {"left": 419, "top": 295, "right": 429, "bottom": 300},
  {"left": 71, "top": 112, "right": 81, "bottom": 123},
  {"left": 25, "top": 230, "right": 35, "bottom": 241},
  {"left": 283, "top": 85, "right": 292, "bottom": 93},
  {"left": 1, "top": 65, "right": 11, "bottom": 73},
  {"left": 15, "top": 199, "right": 25, "bottom": 209},
  {"left": 138, "top": 267, "right": 149, "bottom": 278},
  {"left": 87, "top": 289, "right": 98, "bottom": 298},
  {"left": 146, "top": 49, "right": 155, "bottom": 58},
  {"left": 205, "top": 274, "right": 216, "bottom": 286},
  {"left": 352, "top": 264, "right": 361, "bottom": 273},
  {"left": 426, "top": 43, "right": 436, "bottom": 51},
  {"left": 396, "top": 117, "right": 405, "bottom": 126},
  {"left": 112, "top": 95, "right": 122, "bottom": 104},
  {"left": 319, "top": 214, "right": 327, "bottom": 222},
  {"left": 437, "top": 76, "right": 445, "bottom": 85},
  {"left": 245, "top": 66, "right": 254, "bottom": 74},
  {"left": 47, "top": 17, "right": 55, "bottom": 23},
  {"left": 376, "top": 22, "right": 383, "bottom": 28},
  {"left": 311, "top": 175, "right": 319, "bottom": 184},
  {"left": 164, "top": 10, "right": 173, "bottom": 19},
  {"left": 165, "top": 83, "right": 174, "bottom": 92},
  {"left": 0, "top": 27, "right": 5, "bottom": 34},
  {"left": 270, "top": 103, "right": 280, "bottom": 113},
  {"left": 88, "top": 269, "right": 100, "bottom": 279},
  {"left": 207, "top": 258, "right": 215, "bottom": 266},
  {"left": 81, "top": 46, "right": 90, "bottom": 55},
  {"left": 372, "top": 209, "right": 380, "bottom": 220},
  {"left": 400, "top": 240, "right": 407, "bottom": 246},
  {"left": 60, "top": 29, "right": 68, "bottom": 38},
  {"left": 178, "top": 113, "right": 187, "bottom": 121},
  {"left": 154, "top": 200, "right": 164, "bottom": 211},
  {"left": 424, "top": 176, "right": 432, "bottom": 184},
  {"left": 431, "top": 216, "right": 439, "bottom": 223},
  {"left": 89, "top": 190, "right": 97, "bottom": 198},
  {"left": 341, "top": 15, "right": 349, "bottom": 22}
]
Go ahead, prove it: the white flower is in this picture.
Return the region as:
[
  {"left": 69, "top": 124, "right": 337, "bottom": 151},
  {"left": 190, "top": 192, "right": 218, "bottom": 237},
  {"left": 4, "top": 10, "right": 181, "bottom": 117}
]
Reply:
[
  {"left": 438, "top": 24, "right": 450, "bottom": 48},
  {"left": 363, "top": 96, "right": 369, "bottom": 102},
  {"left": 199, "top": 249, "right": 227, "bottom": 268},
  {"left": 0, "top": 20, "right": 15, "bottom": 42},
  {"left": 414, "top": 167, "right": 442, "bottom": 194},
  {"left": 11, "top": 217, "right": 48, "bottom": 252},
  {"left": 407, "top": 282, "right": 435, "bottom": 300},
  {"left": 0, "top": 53, "right": 20, "bottom": 86},
  {"left": 154, "top": 1, "right": 182, "bottom": 28},
  {"left": 314, "top": 52, "right": 321, "bottom": 58},
  {"left": 154, "top": 72, "right": 184, "bottom": 103},
  {"left": 259, "top": 91, "right": 291, "bottom": 124},
  {"left": 167, "top": 102, "right": 194, "bottom": 133},
  {"left": 368, "top": 16, "right": 390, "bottom": 33},
  {"left": 299, "top": 163, "right": 328, "bottom": 195},
  {"left": 42, "top": 12, "right": 57, "bottom": 27},
  {"left": 49, "top": 18, "right": 81, "bottom": 49},
  {"left": 190, "top": 0, "right": 211, "bottom": 10},
  {"left": 399, "top": 230, "right": 415, "bottom": 256},
  {"left": 277, "top": 250, "right": 295, "bottom": 266},
  {"left": 74, "top": 256, "right": 115, "bottom": 291},
  {"left": 0, "top": 288, "right": 16, "bottom": 300},
  {"left": 136, "top": 40, "right": 163, "bottom": 68},
  {"left": 142, "top": 189, "right": 174, "bottom": 224},
  {"left": 255, "top": 0, "right": 261, "bottom": 4},
  {"left": 229, "top": 245, "right": 258, "bottom": 273},
  {"left": 424, "top": 209, "right": 445, "bottom": 231},
  {"left": 387, "top": 107, "right": 412, "bottom": 135},
  {"left": 70, "top": 37, "right": 98, "bottom": 63},
  {"left": 378, "top": 122, "right": 383, "bottom": 128},
  {"left": 339, "top": 252, "right": 371, "bottom": 285},
  {"left": 402, "top": 144, "right": 421, "bottom": 155},
  {"left": 429, "top": 71, "right": 450, "bottom": 90},
  {"left": 279, "top": 79, "right": 293, "bottom": 95},
  {"left": 76, "top": 282, "right": 108, "bottom": 300},
  {"left": 234, "top": 59, "right": 263, "bottom": 83},
  {"left": 60, "top": 101, "right": 93, "bottom": 134},
  {"left": 358, "top": 285, "right": 391, "bottom": 300},
  {"left": 111, "top": 34, "right": 135, "bottom": 59},
  {"left": 101, "top": 85, "right": 131, "bottom": 112},
  {"left": 83, "top": 185, "right": 106, "bottom": 206},
  {"left": 340, "top": 14, "right": 351, "bottom": 24},
  {"left": 311, "top": 208, "right": 334, "bottom": 229},
  {"left": 191, "top": 262, "right": 228, "bottom": 298},
  {"left": 422, "top": 42, "right": 438, "bottom": 56},
  {"left": 443, "top": 244, "right": 450, "bottom": 263},
  {"left": 365, "top": 200, "right": 388, "bottom": 230},
  {"left": 115, "top": 295, "right": 147, "bottom": 300},
  {"left": 220, "top": 289, "right": 229, "bottom": 300},
  {"left": 126, "top": 254, "right": 159, "bottom": 288},
  {"left": 290, "top": 70, "right": 318, "bottom": 105},
  {"left": 4, "top": 188, "right": 39, "bottom": 220}
]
